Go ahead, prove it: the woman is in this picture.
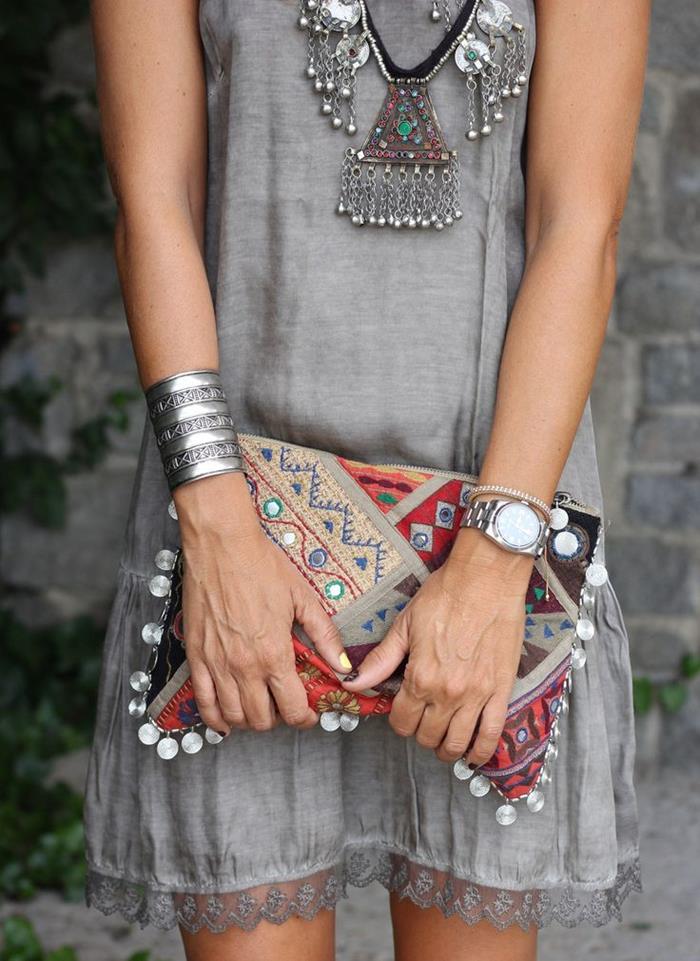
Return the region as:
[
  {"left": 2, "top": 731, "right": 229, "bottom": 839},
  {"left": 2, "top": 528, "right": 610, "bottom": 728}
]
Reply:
[{"left": 84, "top": 1, "right": 648, "bottom": 959}]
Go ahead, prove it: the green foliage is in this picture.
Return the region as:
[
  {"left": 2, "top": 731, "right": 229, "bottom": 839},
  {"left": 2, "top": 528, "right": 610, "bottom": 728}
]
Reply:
[
  {"left": 680, "top": 653, "right": 700, "bottom": 680},
  {"left": 0, "top": 377, "right": 135, "bottom": 900},
  {"left": 657, "top": 682, "right": 688, "bottom": 714},
  {"left": 0, "top": 379, "right": 137, "bottom": 527},
  {"left": 0, "top": 610, "right": 104, "bottom": 901},
  {"left": 64, "top": 389, "right": 138, "bottom": 474},
  {"left": 632, "top": 676, "right": 654, "bottom": 715},
  {"left": 0, "top": 1, "right": 114, "bottom": 344},
  {"left": 0, "top": 0, "right": 132, "bottom": 928},
  {"left": 633, "top": 651, "right": 699, "bottom": 716},
  {"left": 0, "top": 916, "right": 159, "bottom": 961}
]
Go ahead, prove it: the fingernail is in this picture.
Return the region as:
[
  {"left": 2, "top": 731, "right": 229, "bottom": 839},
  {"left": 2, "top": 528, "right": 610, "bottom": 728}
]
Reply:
[
  {"left": 339, "top": 652, "right": 352, "bottom": 671},
  {"left": 342, "top": 669, "right": 360, "bottom": 683}
]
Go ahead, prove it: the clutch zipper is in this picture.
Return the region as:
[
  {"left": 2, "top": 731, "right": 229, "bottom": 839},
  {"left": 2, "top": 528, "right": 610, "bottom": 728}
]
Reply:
[
  {"left": 235, "top": 432, "right": 601, "bottom": 599},
  {"left": 235, "top": 431, "right": 598, "bottom": 515},
  {"left": 235, "top": 430, "right": 479, "bottom": 483}
]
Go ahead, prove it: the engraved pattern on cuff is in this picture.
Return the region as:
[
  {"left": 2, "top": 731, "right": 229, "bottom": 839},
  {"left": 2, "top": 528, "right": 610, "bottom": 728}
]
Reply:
[
  {"left": 146, "top": 369, "right": 222, "bottom": 408},
  {"left": 145, "top": 370, "right": 244, "bottom": 490},
  {"left": 148, "top": 384, "right": 227, "bottom": 421},
  {"left": 155, "top": 413, "right": 235, "bottom": 448},
  {"left": 164, "top": 441, "right": 244, "bottom": 491}
]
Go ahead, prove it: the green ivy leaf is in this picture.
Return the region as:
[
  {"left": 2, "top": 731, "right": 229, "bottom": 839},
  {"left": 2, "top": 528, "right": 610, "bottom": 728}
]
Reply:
[
  {"left": 45, "top": 949, "right": 79, "bottom": 961},
  {"left": 0, "top": 915, "right": 43, "bottom": 961},
  {"left": 632, "top": 677, "right": 654, "bottom": 715},
  {"left": 680, "top": 654, "right": 700, "bottom": 680},
  {"left": 658, "top": 682, "right": 688, "bottom": 714}
]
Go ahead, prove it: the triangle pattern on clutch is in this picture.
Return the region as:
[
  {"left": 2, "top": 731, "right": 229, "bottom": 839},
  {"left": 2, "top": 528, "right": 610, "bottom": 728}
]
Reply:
[{"left": 357, "top": 82, "right": 452, "bottom": 166}]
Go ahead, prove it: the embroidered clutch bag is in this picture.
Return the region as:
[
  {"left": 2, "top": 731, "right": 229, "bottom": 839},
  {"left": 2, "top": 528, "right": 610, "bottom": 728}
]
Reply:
[{"left": 129, "top": 432, "right": 608, "bottom": 825}]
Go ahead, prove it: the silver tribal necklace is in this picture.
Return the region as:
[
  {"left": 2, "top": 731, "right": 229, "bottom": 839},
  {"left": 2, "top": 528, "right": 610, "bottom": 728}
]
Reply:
[{"left": 297, "top": 0, "right": 529, "bottom": 230}]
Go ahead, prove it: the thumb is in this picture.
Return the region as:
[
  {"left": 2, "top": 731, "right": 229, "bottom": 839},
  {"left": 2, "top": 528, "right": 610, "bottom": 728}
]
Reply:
[
  {"left": 341, "top": 622, "right": 409, "bottom": 691},
  {"left": 293, "top": 587, "right": 351, "bottom": 675}
]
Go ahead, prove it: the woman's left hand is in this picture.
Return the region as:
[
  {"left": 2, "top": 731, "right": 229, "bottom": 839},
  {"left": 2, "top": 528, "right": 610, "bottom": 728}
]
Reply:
[{"left": 340, "top": 528, "right": 534, "bottom": 766}]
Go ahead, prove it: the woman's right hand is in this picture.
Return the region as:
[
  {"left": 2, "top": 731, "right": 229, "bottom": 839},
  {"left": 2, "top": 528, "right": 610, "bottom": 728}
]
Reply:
[{"left": 172, "top": 471, "right": 351, "bottom": 735}]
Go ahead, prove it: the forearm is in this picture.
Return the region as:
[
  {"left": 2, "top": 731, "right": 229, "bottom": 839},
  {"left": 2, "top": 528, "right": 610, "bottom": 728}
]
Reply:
[
  {"left": 477, "top": 217, "right": 618, "bottom": 504},
  {"left": 114, "top": 202, "right": 218, "bottom": 389},
  {"left": 450, "top": 218, "right": 618, "bottom": 572},
  {"left": 450, "top": 0, "right": 647, "bottom": 541},
  {"left": 115, "top": 204, "right": 259, "bottom": 530}
]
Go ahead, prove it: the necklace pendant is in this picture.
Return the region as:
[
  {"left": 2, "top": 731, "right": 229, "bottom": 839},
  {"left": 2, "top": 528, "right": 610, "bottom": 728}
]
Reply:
[{"left": 338, "top": 82, "right": 462, "bottom": 230}]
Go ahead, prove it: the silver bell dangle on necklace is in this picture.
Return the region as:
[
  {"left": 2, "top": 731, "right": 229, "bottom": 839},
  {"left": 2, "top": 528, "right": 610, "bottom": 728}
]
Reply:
[
  {"left": 455, "top": 0, "right": 529, "bottom": 141},
  {"left": 298, "top": 0, "right": 369, "bottom": 135}
]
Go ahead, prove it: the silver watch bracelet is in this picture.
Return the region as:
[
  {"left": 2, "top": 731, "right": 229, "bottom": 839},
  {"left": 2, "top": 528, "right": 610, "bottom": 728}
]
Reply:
[{"left": 145, "top": 369, "right": 245, "bottom": 491}]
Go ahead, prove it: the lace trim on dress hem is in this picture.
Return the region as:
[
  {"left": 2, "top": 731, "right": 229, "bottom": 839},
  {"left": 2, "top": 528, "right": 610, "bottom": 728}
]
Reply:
[{"left": 85, "top": 849, "right": 642, "bottom": 934}]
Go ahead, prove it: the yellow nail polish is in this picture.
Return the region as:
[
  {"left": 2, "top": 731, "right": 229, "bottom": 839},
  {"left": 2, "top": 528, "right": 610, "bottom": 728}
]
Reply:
[{"left": 339, "top": 652, "right": 352, "bottom": 671}]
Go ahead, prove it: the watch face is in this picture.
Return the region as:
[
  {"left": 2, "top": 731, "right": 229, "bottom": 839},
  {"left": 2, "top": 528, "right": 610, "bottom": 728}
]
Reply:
[{"left": 493, "top": 502, "right": 541, "bottom": 550}]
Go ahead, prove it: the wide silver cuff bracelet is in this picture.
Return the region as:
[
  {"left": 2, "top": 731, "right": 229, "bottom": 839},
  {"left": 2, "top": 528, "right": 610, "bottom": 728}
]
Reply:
[{"left": 145, "top": 369, "right": 244, "bottom": 491}]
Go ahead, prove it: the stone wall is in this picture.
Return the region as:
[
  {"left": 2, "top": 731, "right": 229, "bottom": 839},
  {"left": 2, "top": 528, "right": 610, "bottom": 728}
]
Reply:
[
  {"left": 592, "top": 5, "right": 700, "bottom": 759},
  {"left": 1, "top": 9, "right": 699, "bottom": 756}
]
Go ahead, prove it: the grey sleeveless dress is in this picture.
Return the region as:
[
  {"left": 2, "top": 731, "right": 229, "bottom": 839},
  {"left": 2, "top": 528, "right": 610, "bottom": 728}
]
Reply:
[{"left": 84, "top": 0, "right": 642, "bottom": 932}]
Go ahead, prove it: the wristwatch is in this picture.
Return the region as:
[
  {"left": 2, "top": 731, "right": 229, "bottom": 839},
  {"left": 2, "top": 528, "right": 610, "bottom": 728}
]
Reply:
[{"left": 459, "top": 498, "right": 550, "bottom": 558}]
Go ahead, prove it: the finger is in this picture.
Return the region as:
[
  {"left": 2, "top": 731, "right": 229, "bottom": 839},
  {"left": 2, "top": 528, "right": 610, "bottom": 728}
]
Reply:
[
  {"left": 414, "top": 702, "right": 456, "bottom": 751},
  {"left": 189, "top": 658, "right": 230, "bottom": 737},
  {"left": 214, "top": 672, "right": 248, "bottom": 730},
  {"left": 387, "top": 684, "right": 427, "bottom": 738},
  {"left": 434, "top": 703, "right": 483, "bottom": 763},
  {"left": 267, "top": 669, "right": 319, "bottom": 730},
  {"left": 466, "top": 692, "right": 508, "bottom": 768},
  {"left": 293, "top": 587, "right": 351, "bottom": 675},
  {"left": 341, "top": 623, "right": 409, "bottom": 691},
  {"left": 236, "top": 675, "right": 278, "bottom": 732}
]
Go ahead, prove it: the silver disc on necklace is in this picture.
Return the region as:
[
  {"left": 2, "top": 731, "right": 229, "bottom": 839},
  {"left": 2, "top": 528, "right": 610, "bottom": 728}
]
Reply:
[
  {"left": 576, "top": 618, "right": 595, "bottom": 642},
  {"left": 469, "top": 774, "right": 491, "bottom": 797},
  {"left": 138, "top": 722, "right": 161, "bottom": 745},
  {"left": 549, "top": 507, "right": 569, "bottom": 531},
  {"left": 453, "top": 758, "right": 474, "bottom": 781},
  {"left": 572, "top": 646, "right": 588, "bottom": 670},
  {"left": 205, "top": 727, "right": 224, "bottom": 744},
  {"left": 495, "top": 803, "right": 518, "bottom": 825},
  {"left": 339, "top": 712, "right": 360, "bottom": 732},
  {"left": 320, "top": 710, "right": 342, "bottom": 732},
  {"left": 319, "top": 0, "right": 361, "bottom": 31},
  {"left": 182, "top": 731, "right": 204, "bottom": 754},
  {"left": 455, "top": 38, "right": 492, "bottom": 74},
  {"left": 335, "top": 33, "right": 369, "bottom": 69},
  {"left": 476, "top": 0, "right": 514, "bottom": 37},
  {"left": 526, "top": 789, "right": 545, "bottom": 813},
  {"left": 129, "top": 670, "right": 150, "bottom": 693},
  {"left": 157, "top": 736, "right": 179, "bottom": 760},
  {"left": 585, "top": 562, "right": 609, "bottom": 587},
  {"left": 168, "top": 499, "right": 178, "bottom": 520}
]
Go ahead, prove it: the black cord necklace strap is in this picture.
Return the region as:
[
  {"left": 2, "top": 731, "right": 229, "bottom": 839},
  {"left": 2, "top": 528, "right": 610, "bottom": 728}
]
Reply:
[{"left": 361, "top": 0, "right": 479, "bottom": 80}]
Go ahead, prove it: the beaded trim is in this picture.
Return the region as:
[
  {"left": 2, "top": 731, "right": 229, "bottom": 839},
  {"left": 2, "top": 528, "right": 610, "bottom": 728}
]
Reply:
[
  {"left": 453, "top": 490, "right": 607, "bottom": 826},
  {"left": 127, "top": 434, "right": 607, "bottom": 829}
]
